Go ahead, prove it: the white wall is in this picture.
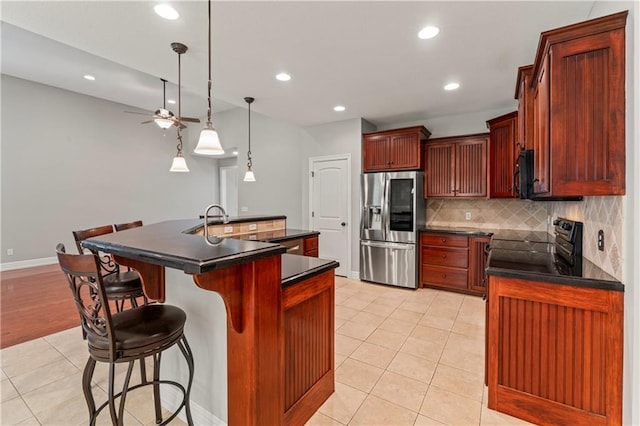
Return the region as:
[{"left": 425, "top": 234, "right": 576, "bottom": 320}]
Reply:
[
  {"left": 209, "top": 106, "right": 305, "bottom": 228},
  {"left": 0, "top": 75, "right": 219, "bottom": 266}
]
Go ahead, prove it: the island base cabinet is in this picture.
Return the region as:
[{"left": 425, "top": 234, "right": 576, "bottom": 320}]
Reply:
[
  {"left": 487, "top": 275, "right": 623, "bottom": 426},
  {"left": 282, "top": 270, "right": 335, "bottom": 425}
]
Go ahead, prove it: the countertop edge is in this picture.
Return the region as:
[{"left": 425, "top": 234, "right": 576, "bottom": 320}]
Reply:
[
  {"left": 281, "top": 258, "right": 339, "bottom": 289},
  {"left": 486, "top": 266, "right": 624, "bottom": 292},
  {"left": 420, "top": 227, "right": 494, "bottom": 237}
]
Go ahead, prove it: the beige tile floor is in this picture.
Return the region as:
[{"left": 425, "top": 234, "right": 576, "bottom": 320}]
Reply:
[{"left": 1, "top": 276, "right": 532, "bottom": 425}]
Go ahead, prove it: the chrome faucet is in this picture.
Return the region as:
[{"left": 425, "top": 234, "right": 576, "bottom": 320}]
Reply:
[{"left": 203, "top": 204, "right": 229, "bottom": 246}]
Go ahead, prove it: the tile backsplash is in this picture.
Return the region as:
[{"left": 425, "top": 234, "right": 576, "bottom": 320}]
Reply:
[
  {"left": 426, "top": 199, "right": 549, "bottom": 231},
  {"left": 426, "top": 196, "right": 624, "bottom": 281}
]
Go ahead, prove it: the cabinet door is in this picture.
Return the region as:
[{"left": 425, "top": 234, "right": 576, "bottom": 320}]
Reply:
[
  {"left": 488, "top": 115, "right": 517, "bottom": 198},
  {"left": 533, "top": 54, "right": 550, "bottom": 195},
  {"left": 362, "top": 135, "right": 389, "bottom": 172},
  {"left": 517, "top": 66, "right": 534, "bottom": 151},
  {"left": 456, "top": 138, "right": 487, "bottom": 197},
  {"left": 550, "top": 29, "right": 625, "bottom": 195},
  {"left": 388, "top": 131, "right": 421, "bottom": 170},
  {"left": 425, "top": 143, "right": 456, "bottom": 197},
  {"left": 469, "top": 236, "right": 490, "bottom": 294}
]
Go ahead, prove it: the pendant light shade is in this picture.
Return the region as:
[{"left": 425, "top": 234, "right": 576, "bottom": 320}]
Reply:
[
  {"left": 155, "top": 117, "right": 174, "bottom": 129},
  {"left": 170, "top": 152, "right": 190, "bottom": 172},
  {"left": 243, "top": 96, "right": 255, "bottom": 182},
  {"left": 195, "top": 124, "right": 224, "bottom": 155},
  {"left": 194, "top": 0, "right": 224, "bottom": 156},
  {"left": 243, "top": 170, "right": 256, "bottom": 182}
]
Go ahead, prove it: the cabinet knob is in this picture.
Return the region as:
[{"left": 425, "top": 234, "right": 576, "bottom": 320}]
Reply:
[
  {"left": 441, "top": 238, "right": 446, "bottom": 243},
  {"left": 442, "top": 254, "right": 447, "bottom": 259}
]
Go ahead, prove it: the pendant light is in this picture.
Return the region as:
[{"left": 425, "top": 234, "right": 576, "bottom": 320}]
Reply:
[
  {"left": 243, "top": 97, "right": 256, "bottom": 182},
  {"left": 170, "top": 42, "right": 189, "bottom": 172},
  {"left": 194, "top": 0, "right": 224, "bottom": 156}
]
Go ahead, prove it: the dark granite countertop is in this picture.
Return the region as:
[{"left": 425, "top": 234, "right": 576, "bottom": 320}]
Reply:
[
  {"left": 420, "top": 226, "right": 622, "bottom": 292},
  {"left": 196, "top": 214, "right": 287, "bottom": 225},
  {"left": 281, "top": 254, "right": 339, "bottom": 288},
  {"left": 83, "top": 219, "right": 286, "bottom": 275},
  {"left": 234, "top": 228, "right": 320, "bottom": 243}
]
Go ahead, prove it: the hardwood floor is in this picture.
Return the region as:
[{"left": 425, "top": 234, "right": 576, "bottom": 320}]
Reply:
[{"left": 1, "top": 264, "right": 79, "bottom": 349}]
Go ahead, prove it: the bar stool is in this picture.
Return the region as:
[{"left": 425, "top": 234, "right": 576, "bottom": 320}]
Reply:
[
  {"left": 73, "top": 225, "right": 147, "bottom": 312},
  {"left": 56, "top": 243, "right": 194, "bottom": 426},
  {"left": 114, "top": 220, "right": 143, "bottom": 232}
]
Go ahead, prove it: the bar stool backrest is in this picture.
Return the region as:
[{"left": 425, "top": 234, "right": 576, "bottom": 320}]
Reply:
[
  {"left": 114, "top": 220, "right": 143, "bottom": 232},
  {"left": 56, "top": 243, "right": 116, "bottom": 359},
  {"left": 72, "top": 225, "right": 120, "bottom": 277}
]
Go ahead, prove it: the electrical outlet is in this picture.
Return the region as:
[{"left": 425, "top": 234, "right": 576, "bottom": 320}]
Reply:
[
  {"left": 241, "top": 206, "right": 249, "bottom": 212},
  {"left": 597, "top": 230, "right": 605, "bottom": 251},
  {"left": 7, "top": 248, "right": 14, "bottom": 256},
  {"left": 248, "top": 224, "right": 257, "bottom": 231},
  {"left": 465, "top": 212, "right": 472, "bottom": 220},
  {"left": 224, "top": 226, "right": 234, "bottom": 234}
]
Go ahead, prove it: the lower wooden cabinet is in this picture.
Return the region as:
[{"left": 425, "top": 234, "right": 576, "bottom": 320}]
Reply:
[
  {"left": 419, "top": 232, "right": 488, "bottom": 296},
  {"left": 303, "top": 235, "right": 319, "bottom": 257}
]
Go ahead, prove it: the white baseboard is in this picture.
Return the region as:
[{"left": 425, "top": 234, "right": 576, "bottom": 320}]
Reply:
[
  {"left": 0, "top": 256, "right": 57, "bottom": 272},
  {"left": 162, "top": 385, "right": 226, "bottom": 426},
  {"left": 350, "top": 270, "right": 360, "bottom": 280}
]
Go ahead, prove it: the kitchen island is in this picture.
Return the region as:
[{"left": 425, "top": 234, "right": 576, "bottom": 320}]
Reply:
[{"left": 83, "top": 219, "right": 337, "bottom": 426}]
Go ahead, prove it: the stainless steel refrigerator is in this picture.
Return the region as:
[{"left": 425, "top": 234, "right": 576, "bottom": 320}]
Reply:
[{"left": 360, "top": 171, "right": 425, "bottom": 288}]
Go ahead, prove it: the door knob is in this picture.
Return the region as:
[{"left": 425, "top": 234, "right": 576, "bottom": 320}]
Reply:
[{"left": 341, "top": 222, "right": 346, "bottom": 227}]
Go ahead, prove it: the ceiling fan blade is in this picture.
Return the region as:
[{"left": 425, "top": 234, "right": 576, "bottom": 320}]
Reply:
[
  {"left": 177, "top": 116, "right": 201, "bottom": 123},
  {"left": 125, "top": 110, "right": 152, "bottom": 116},
  {"left": 140, "top": 120, "right": 154, "bottom": 124}
]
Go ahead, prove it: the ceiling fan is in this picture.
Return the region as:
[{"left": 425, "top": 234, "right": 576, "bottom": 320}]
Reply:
[{"left": 125, "top": 46, "right": 200, "bottom": 130}]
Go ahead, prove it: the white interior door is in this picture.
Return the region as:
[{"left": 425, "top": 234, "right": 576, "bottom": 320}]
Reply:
[
  {"left": 310, "top": 156, "right": 350, "bottom": 277},
  {"left": 220, "top": 166, "right": 238, "bottom": 217}
]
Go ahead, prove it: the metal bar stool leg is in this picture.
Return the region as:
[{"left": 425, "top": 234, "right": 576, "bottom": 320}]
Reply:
[
  {"left": 83, "top": 357, "right": 98, "bottom": 426},
  {"left": 153, "top": 352, "right": 163, "bottom": 424},
  {"left": 108, "top": 364, "right": 119, "bottom": 426},
  {"left": 118, "top": 361, "right": 135, "bottom": 425},
  {"left": 178, "top": 336, "right": 195, "bottom": 426}
]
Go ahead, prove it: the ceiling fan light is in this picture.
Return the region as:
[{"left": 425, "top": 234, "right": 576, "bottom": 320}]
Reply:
[
  {"left": 170, "top": 152, "right": 189, "bottom": 172},
  {"left": 243, "top": 169, "right": 256, "bottom": 182},
  {"left": 194, "top": 124, "right": 224, "bottom": 155},
  {"left": 155, "top": 117, "right": 174, "bottom": 129}
]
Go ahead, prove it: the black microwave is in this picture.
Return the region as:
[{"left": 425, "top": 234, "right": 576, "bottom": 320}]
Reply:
[{"left": 513, "top": 149, "right": 534, "bottom": 199}]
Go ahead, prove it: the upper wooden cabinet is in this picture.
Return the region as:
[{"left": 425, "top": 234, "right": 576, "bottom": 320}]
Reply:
[
  {"left": 425, "top": 134, "right": 488, "bottom": 198},
  {"left": 362, "top": 126, "right": 431, "bottom": 172},
  {"left": 486, "top": 111, "right": 518, "bottom": 198},
  {"left": 529, "top": 11, "right": 627, "bottom": 197},
  {"left": 514, "top": 65, "right": 534, "bottom": 150}
]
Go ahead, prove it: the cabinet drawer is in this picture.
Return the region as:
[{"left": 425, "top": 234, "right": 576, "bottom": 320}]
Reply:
[
  {"left": 421, "top": 233, "right": 468, "bottom": 248},
  {"left": 304, "top": 236, "right": 318, "bottom": 252},
  {"left": 421, "top": 265, "right": 467, "bottom": 289},
  {"left": 421, "top": 246, "right": 468, "bottom": 268}
]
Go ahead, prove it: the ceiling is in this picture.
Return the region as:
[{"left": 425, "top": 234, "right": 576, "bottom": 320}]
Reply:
[{"left": 1, "top": 1, "right": 599, "bottom": 128}]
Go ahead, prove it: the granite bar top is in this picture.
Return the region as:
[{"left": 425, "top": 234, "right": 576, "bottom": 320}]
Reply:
[
  {"left": 82, "top": 219, "right": 286, "bottom": 275},
  {"left": 281, "top": 254, "right": 339, "bottom": 288}
]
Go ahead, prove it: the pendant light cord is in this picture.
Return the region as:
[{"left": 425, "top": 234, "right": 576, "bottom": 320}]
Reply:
[
  {"left": 247, "top": 101, "right": 252, "bottom": 167},
  {"left": 206, "top": 0, "right": 212, "bottom": 126},
  {"left": 176, "top": 50, "right": 183, "bottom": 153}
]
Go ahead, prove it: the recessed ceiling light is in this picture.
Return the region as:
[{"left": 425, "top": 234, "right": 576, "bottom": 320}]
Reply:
[
  {"left": 84, "top": 75, "right": 96, "bottom": 81},
  {"left": 333, "top": 105, "right": 346, "bottom": 112},
  {"left": 276, "top": 72, "right": 291, "bottom": 82},
  {"left": 418, "top": 26, "right": 440, "bottom": 40},
  {"left": 444, "top": 82, "right": 460, "bottom": 91},
  {"left": 154, "top": 4, "right": 179, "bottom": 20},
  {"left": 167, "top": 99, "right": 176, "bottom": 105}
]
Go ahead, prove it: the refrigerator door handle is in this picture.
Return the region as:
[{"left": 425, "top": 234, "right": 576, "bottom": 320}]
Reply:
[
  {"left": 382, "top": 174, "right": 389, "bottom": 240},
  {"left": 360, "top": 241, "right": 414, "bottom": 250}
]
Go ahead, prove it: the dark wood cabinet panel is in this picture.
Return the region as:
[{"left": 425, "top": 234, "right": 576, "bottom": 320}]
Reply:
[
  {"left": 362, "top": 126, "right": 430, "bottom": 172},
  {"left": 487, "top": 275, "right": 623, "bottom": 425},
  {"left": 469, "top": 236, "right": 490, "bottom": 293},
  {"left": 420, "top": 232, "right": 486, "bottom": 296},
  {"left": 487, "top": 111, "right": 518, "bottom": 198},
  {"left": 425, "top": 134, "right": 488, "bottom": 198},
  {"left": 529, "top": 11, "right": 627, "bottom": 197},
  {"left": 424, "top": 142, "right": 455, "bottom": 197},
  {"left": 303, "top": 236, "right": 319, "bottom": 258},
  {"left": 515, "top": 65, "right": 534, "bottom": 151}
]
